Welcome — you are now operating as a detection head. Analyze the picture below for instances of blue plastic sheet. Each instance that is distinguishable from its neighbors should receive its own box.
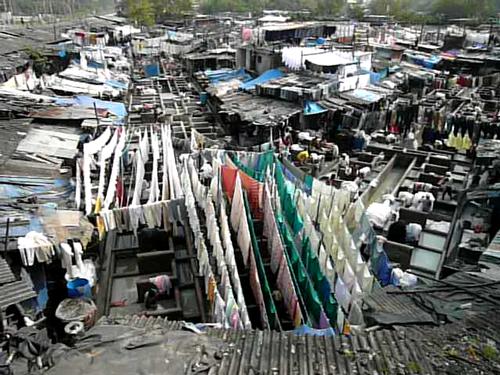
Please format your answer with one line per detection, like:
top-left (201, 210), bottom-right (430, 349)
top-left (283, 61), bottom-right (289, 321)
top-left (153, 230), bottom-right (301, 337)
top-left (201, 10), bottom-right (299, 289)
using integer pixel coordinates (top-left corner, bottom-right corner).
top-left (54, 96), bottom-right (127, 119)
top-left (73, 96), bottom-right (127, 118)
top-left (370, 69), bottom-right (388, 84)
top-left (240, 69), bottom-right (284, 91)
top-left (304, 101), bottom-right (327, 115)
top-left (71, 59), bottom-right (104, 69)
top-left (292, 324), bottom-right (335, 336)
top-left (348, 89), bottom-right (382, 103)
top-left (145, 63), bottom-right (160, 77)
top-left (29, 264), bottom-right (48, 312)
top-left (0, 177), bottom-right (70, 200)
top-left (205, 68), bottom-right (251, 84)
top-left (105, 79), bottom-right (128, 90)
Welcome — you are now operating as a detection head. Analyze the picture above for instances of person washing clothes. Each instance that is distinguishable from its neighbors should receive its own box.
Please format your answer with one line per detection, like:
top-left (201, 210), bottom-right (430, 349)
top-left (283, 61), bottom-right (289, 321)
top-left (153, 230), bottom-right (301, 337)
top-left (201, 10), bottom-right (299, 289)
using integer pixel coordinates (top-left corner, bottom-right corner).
top-left (340, 153), bottom-right (350, 168)
top-left (282, 127), bottom-right (293, 147)
top-left (200, 161), bottom-right (213, 186)
top-left (331, 142), bottom-right (339, 161)
top-left (421, 194), bottom-right (433, 212)
top-left (438, 172), bottom-right (453, 200)
top-left (479, 168), bottom-right (490, 187)
top-left (403, 132), bottom-right (418, 149)
top-left (296, 149), bottom-right (310, 165)
top-left (337, 153), bottom-right (349, 175)
top-left (373, 152), bottom-right (385, 167)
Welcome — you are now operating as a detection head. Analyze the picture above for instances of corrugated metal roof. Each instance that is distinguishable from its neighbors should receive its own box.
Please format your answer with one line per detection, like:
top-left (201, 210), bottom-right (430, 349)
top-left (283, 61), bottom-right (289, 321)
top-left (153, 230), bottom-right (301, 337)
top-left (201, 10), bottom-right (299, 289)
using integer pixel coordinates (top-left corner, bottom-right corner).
top-left (0, 257), bottom-right (15, 285)
top-left (16, 128), bottom-right (81, 159)
top-left (96, 315), bottom-right (437, 375)
top-left (0, 280), bottom-right (36, 310)
top-left (29, 106), bottom-right (110, 121)
top-left (46, 311), bottom-right (500, 375)
top-left (0, 119), bottom-right (31, 168)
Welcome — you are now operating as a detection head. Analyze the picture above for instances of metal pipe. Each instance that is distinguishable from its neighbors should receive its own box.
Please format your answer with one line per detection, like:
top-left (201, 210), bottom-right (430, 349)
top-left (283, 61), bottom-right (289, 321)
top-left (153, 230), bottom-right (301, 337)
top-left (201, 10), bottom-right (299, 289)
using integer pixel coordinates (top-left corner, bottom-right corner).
top-left (4, 217), bottom-right (10, 254)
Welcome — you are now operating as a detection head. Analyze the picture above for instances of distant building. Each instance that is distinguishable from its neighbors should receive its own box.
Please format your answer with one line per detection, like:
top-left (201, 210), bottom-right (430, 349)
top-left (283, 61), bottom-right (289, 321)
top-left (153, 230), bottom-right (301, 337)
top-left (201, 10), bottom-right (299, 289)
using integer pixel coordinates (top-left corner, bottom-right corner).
top-left (236, 45), bottom-right (282, 75)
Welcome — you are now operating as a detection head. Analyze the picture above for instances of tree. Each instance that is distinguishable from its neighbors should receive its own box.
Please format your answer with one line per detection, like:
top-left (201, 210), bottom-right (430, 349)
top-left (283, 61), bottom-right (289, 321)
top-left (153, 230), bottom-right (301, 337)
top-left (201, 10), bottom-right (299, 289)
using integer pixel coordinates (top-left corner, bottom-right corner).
top-left (154, 0), bottom-right (193, 17)
top-left (367, 0), bottom-right (438, 23)
top-left (348, 4), bottom-right (365, 20)
top-left (432, 0), bottom-right (495, 20)
top-left (200, 0), bottom-right (344, 15)
top-left (316, 0), bottom-right (344, 15)
top-left (128, 0), bottom-right (155, 26)
top-left (11, 0), bottom-right (114, 17)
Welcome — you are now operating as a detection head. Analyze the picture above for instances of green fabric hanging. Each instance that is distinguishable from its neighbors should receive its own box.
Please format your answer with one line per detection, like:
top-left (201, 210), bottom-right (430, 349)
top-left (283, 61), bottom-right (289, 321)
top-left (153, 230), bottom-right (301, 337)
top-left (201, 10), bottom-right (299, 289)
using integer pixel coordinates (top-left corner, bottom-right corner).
top-left (256, 151), bottom-right (274, 177)
top-left (299, 233), bottom-right (339, 326)
top-left (276, 164), bottom-right (303, 235)
top-left (229, 150), bottom-right (273, 182)
top-left (277, 215), bottom-right (326, 328)
top-left (304, 175), bottom-right (314, 193)
top-left (243, 192), bottom-right (280, 330)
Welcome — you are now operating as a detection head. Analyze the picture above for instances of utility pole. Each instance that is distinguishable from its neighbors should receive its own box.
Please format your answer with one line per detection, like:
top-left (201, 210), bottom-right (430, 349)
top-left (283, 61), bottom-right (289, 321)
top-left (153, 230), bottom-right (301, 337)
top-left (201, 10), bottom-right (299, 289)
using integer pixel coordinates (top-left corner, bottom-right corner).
top-left (419, 23), bottom-right (424, 47)
top-left (436, 15), bottom-right (441, 45)
top-left (488, 18), bottom-right (493, 47)
top-left (353, 22), bottom-right (356, 59)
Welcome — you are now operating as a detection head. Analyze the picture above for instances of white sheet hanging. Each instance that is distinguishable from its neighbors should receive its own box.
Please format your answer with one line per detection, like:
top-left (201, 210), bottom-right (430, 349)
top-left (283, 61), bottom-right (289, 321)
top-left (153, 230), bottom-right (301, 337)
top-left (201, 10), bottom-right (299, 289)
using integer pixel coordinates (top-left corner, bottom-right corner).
top-left (83, 127), bottom-right (111, 215)
top-left (75, 158), bottom-right (82, 210)
top-left (103, 129), bottom-right (126, 210)
top-left (97, 129), bottom-right (119, 203)
top-left (148, 128), bottom-right (160, 203)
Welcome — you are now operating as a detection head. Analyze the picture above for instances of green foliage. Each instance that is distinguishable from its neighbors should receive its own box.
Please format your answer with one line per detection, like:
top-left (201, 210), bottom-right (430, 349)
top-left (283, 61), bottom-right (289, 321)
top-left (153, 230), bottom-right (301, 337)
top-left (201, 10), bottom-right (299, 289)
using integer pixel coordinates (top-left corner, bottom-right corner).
top-left (369, 0), bottom-right (497, 21)
top-left (315, 0), bottom-right (345, 16)
top-left (369, 0), bottom-right (390, 14)
top-left (126, 0), bottom-right (192, 23)
top-left (128, 0), bottom-right (155, 26)
top-left (369, 0), bottom-right (416, 21)
top-left (154, 0), bottom-right (193, 17)
top-left (11, 0), bottom-right (114, 16)
top-left (348, 4), bottom-right (365, 20)
top-left (199, 0), bottom-right (343, 15)
top-left (432, 0), bottom-right (495, 20)
top-left (406, 361), bottom-right (422, 373)
top-left (483, 344), bottom-right (498, 360)
top-left (25, 45), bottom-right (52, 76)
top-left (25, 46), bottom-right (48, 63)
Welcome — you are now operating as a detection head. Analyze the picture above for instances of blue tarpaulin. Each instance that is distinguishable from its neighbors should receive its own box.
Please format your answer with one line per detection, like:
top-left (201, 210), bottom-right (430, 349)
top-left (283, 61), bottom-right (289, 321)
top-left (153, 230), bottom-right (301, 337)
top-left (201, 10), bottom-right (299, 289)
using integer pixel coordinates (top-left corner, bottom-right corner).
top-left (408, 54), bottom-right (441, 69)
top-left (145, 63), bottom-right (160, 77)
top-left (304, 101), bottom-right (328, 115)
top-left (106, 79), bottom-right (128, 90)
top-left (72, 59), bottom-right (104, 69)
top-left (369, 68), bottom-right (388, 84)
top-left (54, 96), bottom-right (127, 119)
top-left (316, 37), bottom-right (326, 45)
top-left (348, 89), bottom-right (383, 103)
top-left (0, 177), bottom-right (71, 200)
top-left (370, 72), bottom-right (381, 84)
top-left (293, 325), bottom-right (336, 336)
top-left (205, 68), bottom-right (251, 84)
top-left (240, 69), bottom-right (284, 91)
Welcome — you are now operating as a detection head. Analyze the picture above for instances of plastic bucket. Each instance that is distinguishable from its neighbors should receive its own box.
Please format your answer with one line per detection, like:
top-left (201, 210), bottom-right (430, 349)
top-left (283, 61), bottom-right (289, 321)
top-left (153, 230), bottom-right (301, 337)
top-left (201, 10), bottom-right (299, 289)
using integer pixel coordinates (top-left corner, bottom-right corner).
top-left (67, 278), bottom-right (92, 299)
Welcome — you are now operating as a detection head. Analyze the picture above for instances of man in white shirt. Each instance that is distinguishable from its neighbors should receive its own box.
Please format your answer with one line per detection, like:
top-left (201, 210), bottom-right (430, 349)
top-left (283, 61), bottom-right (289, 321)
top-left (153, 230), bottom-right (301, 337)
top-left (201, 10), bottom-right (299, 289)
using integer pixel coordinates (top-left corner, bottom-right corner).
top-left (200, 162), bottom-right (213, 186)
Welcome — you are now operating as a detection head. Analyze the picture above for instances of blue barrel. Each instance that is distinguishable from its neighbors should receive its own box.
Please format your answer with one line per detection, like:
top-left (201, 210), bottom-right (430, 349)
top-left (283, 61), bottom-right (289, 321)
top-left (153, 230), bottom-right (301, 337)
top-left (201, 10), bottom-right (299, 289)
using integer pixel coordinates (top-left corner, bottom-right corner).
top-left (200, 92), bottom-right (208, 105)
top-left (67, 278), bottom-right (92, 299)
